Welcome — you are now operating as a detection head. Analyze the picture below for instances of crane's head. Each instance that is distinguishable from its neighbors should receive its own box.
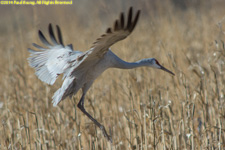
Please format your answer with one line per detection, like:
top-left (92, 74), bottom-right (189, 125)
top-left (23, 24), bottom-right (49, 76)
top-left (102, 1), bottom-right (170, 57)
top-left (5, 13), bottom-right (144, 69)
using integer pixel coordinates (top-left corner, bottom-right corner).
top-left (146, 58), bottom-right (175, 76)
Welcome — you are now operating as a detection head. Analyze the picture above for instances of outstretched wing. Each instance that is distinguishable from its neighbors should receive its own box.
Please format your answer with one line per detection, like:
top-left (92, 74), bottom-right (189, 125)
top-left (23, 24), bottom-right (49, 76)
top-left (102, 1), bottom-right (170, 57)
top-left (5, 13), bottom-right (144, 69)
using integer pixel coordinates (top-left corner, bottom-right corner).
top-left (77, 7), bottom-right (140, 65)
top-left (28, 24), bottom-right (82, 85)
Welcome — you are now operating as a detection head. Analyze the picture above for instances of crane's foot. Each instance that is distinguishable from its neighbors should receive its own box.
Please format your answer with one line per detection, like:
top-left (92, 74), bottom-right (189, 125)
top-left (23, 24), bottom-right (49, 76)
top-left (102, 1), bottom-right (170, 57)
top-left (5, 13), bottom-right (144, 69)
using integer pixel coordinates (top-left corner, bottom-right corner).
top-left (100, 125), bottom-right (112, 143)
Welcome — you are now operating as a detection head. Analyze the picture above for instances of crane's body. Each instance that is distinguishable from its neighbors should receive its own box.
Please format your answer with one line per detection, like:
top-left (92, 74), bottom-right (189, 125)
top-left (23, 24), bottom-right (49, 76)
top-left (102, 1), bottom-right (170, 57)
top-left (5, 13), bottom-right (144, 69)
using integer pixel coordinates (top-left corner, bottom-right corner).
top-left (53, 49), bottom-right (142, 106)
top-left (28, 7), bottom-right (174, 142)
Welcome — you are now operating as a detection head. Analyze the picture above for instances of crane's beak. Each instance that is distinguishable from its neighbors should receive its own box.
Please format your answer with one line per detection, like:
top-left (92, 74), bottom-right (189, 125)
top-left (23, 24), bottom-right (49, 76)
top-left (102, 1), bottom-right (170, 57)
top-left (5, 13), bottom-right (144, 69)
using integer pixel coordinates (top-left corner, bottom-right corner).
top-left (159, 65), bottom-right (175, 76)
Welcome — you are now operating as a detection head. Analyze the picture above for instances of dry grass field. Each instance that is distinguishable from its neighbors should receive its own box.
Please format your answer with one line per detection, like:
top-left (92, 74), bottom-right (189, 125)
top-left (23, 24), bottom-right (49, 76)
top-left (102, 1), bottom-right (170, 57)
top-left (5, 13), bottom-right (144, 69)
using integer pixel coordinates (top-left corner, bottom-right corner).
top-left (1, 0), bottom-right (225, 149)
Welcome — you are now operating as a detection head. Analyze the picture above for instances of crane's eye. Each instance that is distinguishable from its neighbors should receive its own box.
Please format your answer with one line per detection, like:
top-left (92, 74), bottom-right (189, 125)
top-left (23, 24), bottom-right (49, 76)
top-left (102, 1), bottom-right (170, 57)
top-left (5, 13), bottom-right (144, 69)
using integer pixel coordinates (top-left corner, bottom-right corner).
top-left (155, 59), bottom-right (160, 66)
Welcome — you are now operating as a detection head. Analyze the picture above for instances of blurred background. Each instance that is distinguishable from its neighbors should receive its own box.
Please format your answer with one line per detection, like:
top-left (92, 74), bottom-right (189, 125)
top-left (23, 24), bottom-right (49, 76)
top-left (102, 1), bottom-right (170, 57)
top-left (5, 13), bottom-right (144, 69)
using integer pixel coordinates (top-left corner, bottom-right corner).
top-left (1, 0), bottom-right (225, 149)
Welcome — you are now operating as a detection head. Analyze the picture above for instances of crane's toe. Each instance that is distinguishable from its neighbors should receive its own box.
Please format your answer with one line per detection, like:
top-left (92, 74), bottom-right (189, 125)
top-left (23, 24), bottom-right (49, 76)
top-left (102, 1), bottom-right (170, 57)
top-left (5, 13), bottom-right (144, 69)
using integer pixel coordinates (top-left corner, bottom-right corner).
top-left (100, 125), bottom-right (112, 143)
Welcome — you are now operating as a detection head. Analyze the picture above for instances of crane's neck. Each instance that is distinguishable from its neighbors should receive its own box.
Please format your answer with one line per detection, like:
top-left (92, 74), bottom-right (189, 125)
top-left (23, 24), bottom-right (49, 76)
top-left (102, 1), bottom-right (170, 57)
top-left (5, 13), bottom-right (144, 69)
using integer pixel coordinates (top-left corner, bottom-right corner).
top-left (109, 51), bottom-right (151, 69)
top-left (113, 58), bottom-right (150, 69)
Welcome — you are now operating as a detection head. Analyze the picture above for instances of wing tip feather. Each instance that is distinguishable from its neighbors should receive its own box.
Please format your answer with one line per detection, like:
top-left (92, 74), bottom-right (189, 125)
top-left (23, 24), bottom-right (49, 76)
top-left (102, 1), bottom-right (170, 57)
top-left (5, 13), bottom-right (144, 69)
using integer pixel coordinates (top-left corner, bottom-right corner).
top-left (56, 25), bottom-right (64, 46)
top-left (91, 6), bottom-right (141, 51)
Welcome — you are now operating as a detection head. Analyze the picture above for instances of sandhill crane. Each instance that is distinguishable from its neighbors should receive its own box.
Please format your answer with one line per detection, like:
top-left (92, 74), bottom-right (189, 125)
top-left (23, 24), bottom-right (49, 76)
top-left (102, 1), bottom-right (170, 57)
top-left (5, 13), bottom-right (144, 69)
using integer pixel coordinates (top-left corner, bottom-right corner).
top-left (28, 7), bottom-right (174, 142)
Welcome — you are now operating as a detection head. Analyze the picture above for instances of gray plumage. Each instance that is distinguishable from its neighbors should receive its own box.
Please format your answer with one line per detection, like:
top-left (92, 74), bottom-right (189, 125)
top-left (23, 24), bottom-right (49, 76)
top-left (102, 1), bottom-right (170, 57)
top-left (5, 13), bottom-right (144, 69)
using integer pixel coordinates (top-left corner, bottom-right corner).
top-left (28, 7), bottom-right (174, 142)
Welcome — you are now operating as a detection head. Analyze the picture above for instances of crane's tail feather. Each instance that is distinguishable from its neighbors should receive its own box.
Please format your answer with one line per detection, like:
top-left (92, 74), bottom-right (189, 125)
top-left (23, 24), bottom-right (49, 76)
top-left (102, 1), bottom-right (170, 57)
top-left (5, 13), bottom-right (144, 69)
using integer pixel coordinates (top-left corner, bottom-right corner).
top-left (52, 76), bottom-right (77, 106)
top-left (52, 88), bottom-right (63, 106)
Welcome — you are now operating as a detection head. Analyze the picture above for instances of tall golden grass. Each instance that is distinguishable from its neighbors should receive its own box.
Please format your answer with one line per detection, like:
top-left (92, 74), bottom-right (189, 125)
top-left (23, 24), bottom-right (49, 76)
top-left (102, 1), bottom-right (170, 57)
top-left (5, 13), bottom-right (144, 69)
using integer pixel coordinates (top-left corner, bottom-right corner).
top-left (1, 0), bottom-right (225, 149)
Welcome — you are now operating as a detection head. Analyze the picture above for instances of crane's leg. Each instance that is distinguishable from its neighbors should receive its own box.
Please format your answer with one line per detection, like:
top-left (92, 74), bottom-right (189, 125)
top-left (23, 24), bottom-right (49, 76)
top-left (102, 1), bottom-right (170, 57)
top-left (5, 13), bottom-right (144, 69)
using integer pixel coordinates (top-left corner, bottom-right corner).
top-left (77, 93), bottom-right (112, 143)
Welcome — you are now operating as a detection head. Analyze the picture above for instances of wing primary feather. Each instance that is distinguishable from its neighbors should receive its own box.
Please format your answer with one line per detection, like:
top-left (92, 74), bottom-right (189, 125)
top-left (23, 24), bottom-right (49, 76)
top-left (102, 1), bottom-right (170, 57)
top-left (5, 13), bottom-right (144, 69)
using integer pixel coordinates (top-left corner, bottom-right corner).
top-left (120, 13), bottom-right (124, 29)
top-left (38, 30), bottom-right (52, 47)
top-left (114, 20), bottom-right (119, 31)
top-left (106, 28), bottom-right (112, 33)
top-left (90, 7), bottom-right (141, 52)
top-left (67, 44), bottom-right (73, 50)
top-left (48, 24), bottom-right (58, 45)
top-left (126, 7), bottom-right (133, 30)
top-left (130, 10), bottom-right (141, 32)
top-left (32, 43), bottom-right (47, 50)
top-left (56, 25), bottom-right (64, 46)
top-left (27, 48), bottom-right (37, 53)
